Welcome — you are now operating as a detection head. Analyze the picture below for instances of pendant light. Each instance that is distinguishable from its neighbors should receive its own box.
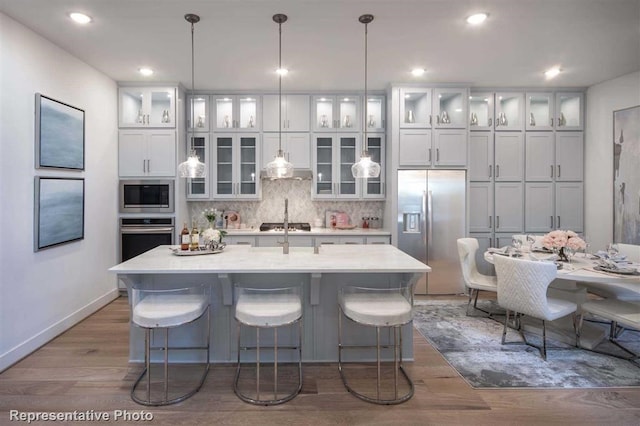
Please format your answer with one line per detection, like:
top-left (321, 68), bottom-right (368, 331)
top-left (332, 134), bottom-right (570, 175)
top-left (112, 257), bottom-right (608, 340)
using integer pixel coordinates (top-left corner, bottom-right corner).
top-left (351, 14), bottom-right (381, 179)
top-left (178, 13), bottom-right (206, 179)
top-left (265, 13), bottom-right (294, 179)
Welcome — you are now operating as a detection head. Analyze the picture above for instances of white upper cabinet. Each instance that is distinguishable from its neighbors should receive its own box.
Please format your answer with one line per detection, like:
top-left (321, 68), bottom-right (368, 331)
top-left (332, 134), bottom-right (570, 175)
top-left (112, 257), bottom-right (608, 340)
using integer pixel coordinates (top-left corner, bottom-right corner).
top-left (362, 134), bottom-right (385, 199)
top-left (494, 92), bottom-right (524, 131)
top-left (263, 94), bottom-right (310, 132)
top-left (312, 134), bottom-right (361, 199)
top-left (555, 92), bottom-right (584, 131)
top-left (212, 95), bottom-right (260, 131)
top-left (118, 130), bottom-right (176, 177)
top-left (525, 92), bottom-right (584, 131)
top-left (469, 93), bottom-right (494, 130)
top-left (211, 133), bottom-right (260, 199)
top-left (433, 88), bottom-right (467, 129)
top-left (525, 132), bottom-right (555, 181)
top-left (399, 88), bottom-right (432, 128)
top-left (312, 95), bottom-right (360, 132)
top-left (399, 129), bottom-right (431, 166)
top-left (433, 130), bottom-right (467, 166)
top-left (186, 95), bottom-right (210, 132)
top-left (262, 133), bottom-right (310, 170)
top-left (365, 95), bottom-right (385, 132)
top-left (555, 132), bottom-right (584, 181)
top-left (119, 87), bottom-right (176, 128)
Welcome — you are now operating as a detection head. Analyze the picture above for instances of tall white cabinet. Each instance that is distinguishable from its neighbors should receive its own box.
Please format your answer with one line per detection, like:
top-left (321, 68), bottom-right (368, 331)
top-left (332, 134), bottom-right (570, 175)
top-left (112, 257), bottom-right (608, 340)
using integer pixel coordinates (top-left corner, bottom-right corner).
top-left (118, 85), bottom-right (177, 178)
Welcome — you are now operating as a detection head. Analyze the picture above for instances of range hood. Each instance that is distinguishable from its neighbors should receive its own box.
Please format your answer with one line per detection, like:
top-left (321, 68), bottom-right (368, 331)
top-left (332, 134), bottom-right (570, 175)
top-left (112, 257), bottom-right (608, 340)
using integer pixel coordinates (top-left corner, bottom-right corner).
top-left (260, 169), bottom-right (313, 181)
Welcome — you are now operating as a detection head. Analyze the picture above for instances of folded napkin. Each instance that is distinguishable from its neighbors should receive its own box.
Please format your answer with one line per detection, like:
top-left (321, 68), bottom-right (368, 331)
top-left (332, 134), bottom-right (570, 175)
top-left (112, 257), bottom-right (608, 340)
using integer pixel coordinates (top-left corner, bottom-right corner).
top-left (487, 246), bottom-right (509, 254)
top-left (595, 250), bottom-right (627, 262)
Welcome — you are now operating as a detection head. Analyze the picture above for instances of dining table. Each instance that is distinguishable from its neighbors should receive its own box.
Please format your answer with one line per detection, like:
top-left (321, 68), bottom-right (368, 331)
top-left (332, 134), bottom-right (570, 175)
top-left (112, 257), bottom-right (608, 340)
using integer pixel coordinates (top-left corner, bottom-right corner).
top-left (484, 249), bottom-right (640, 349)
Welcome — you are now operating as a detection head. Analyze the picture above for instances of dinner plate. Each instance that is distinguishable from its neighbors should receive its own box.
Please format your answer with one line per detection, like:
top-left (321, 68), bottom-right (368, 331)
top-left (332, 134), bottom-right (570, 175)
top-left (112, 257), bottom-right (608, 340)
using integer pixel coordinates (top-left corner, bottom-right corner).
top-left (593, 266), bottom-right (640, 276)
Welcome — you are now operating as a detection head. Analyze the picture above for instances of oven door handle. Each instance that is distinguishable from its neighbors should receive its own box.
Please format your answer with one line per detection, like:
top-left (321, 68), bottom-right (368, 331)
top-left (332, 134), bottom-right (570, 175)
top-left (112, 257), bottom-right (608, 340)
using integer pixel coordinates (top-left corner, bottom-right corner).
top-left (120, 227), bottom-right (175, 234)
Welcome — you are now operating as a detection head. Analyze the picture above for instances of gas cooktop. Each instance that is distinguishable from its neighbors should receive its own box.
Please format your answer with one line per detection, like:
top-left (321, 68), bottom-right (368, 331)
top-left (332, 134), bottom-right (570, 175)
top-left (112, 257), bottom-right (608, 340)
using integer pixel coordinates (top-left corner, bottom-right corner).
top-left (259, 222), bottom-right (311, 232)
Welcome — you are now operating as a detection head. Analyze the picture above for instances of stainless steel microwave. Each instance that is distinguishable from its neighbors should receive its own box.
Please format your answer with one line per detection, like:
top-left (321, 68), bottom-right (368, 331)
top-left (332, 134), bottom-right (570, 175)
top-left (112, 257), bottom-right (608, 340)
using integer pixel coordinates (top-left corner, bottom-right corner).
top-left (119, 180), bottom-right (174, 213)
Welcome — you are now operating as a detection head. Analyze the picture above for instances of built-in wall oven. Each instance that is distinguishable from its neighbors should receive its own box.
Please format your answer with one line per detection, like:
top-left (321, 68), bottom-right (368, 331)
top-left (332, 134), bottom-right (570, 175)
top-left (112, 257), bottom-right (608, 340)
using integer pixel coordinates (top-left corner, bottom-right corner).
top-left (119, 217), bottom-right (175, 263)
top-left (119, 180), bottom-right (174, 214)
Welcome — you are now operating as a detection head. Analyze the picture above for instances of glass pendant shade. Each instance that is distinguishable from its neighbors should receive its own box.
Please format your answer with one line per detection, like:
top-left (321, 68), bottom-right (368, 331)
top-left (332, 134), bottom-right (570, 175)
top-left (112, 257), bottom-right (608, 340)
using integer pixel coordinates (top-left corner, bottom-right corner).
top-left (352, 14), bottom-right (380, 179)
top-left (352, 151), bottom-right (381, 178)
top-left (178, 150), bottom-right (206, 178)
top-left (265, 149), bottom-right (294, 179)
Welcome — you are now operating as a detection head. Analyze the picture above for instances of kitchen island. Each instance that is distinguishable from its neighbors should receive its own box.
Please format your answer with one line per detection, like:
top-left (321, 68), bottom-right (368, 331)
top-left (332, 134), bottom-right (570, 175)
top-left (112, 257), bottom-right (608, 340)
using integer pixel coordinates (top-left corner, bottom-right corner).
top-left (109, 244), bottom-right (430, 363)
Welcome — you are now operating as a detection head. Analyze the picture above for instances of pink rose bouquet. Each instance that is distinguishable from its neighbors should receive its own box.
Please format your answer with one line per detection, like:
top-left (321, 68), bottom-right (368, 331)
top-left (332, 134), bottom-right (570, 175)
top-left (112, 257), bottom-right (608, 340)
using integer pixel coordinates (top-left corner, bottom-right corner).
top-left (542, 230), bottom-right (586, 257)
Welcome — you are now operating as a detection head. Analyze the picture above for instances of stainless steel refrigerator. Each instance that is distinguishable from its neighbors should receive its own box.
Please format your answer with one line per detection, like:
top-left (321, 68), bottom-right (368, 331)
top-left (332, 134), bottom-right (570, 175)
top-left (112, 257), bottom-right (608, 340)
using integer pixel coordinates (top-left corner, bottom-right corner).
top-left (397, 170), bottom-right (466, 294)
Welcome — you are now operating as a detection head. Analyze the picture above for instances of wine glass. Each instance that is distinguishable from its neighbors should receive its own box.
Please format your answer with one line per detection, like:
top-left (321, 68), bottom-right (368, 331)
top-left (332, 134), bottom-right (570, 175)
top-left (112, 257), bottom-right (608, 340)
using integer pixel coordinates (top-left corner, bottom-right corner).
top-left (607, 243), bottom-right (619, 258)
top-left (526, 235), bottom-right (536, 252)
top-left (563, 246), bottom-right (576, 265)
top-left (511, 238), bottom-right (522, 256)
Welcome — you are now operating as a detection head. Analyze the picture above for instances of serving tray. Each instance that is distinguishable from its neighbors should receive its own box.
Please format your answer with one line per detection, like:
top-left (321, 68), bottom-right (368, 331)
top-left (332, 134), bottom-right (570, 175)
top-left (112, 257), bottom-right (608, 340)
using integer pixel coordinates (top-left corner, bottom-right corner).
top-left (171, 247), bottom-right (224, 256)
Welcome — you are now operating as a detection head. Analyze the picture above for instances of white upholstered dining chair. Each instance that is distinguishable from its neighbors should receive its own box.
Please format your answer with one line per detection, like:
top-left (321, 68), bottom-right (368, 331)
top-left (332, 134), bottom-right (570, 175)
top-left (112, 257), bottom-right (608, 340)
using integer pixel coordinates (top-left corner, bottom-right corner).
top-left (494, 255), bottom-right (578, 360)
top-left (617, 243), bottom-right (640, 263)
top-left (579, 299), bottom-right (640, 362)
top-left (457, 238), bottom-right (498, 316)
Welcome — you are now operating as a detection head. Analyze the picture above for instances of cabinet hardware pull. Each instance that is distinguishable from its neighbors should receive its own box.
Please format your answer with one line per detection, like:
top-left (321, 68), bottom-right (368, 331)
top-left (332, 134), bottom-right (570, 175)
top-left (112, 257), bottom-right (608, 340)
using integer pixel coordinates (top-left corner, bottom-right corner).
top-left (147, 159), bottom-right (150, 172)
top-left (146, 114), bottom-right (150, 125)
top-left (496, 216), bottom-right (500, 229)
top-left (489, 165), bottom-right (492, 178)
top-left (557, 165), bottom-right (561, 178)
top-left (429, 115), bottom-right (432, 125)
top-left (436, 148), bottom-right (440, 162)
top-left (436, 115), bottom-right (440, 125)
top-left (489, 216), bottom-right (492, 228)
top-left (237, 242), bottom-right (251, 245)
top-left (557, 216), bottom-right (561, 228)
top-left (428, 148), bottom-right (432, 162)
top-left (287, 119), bottom-right (290, 128)
top-left (382, 119), bottom-right (385, 128)
top-left (551, 118), bottom-right (554, 127)
top-left (551, 216), bottom-right (554, 228)
top-left (551, 165), bottom-right (554, 178)
top-left (496, 165), bottom-right (500, 178)
top-left (488, 118), bottom-right (492, 127)
top-left (143, 160), bottom-right (146, 173)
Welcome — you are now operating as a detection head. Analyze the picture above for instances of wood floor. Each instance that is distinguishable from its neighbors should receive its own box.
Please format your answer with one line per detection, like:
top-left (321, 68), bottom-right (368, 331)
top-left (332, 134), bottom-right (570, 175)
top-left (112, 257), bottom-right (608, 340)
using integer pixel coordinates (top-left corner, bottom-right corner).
top-left (1, 296), bottom-right (639, 425)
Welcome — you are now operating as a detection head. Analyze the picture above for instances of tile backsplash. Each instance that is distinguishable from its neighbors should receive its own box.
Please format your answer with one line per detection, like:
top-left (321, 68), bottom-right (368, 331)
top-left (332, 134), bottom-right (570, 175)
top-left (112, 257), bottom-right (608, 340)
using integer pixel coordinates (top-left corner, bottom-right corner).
top-left (188, 180), bottom-right (384, 229)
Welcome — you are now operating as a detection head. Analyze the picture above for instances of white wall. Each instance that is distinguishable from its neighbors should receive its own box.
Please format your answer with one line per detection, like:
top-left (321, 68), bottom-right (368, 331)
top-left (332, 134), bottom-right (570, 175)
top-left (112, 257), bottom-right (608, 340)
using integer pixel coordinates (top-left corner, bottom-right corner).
top-left (0, 13), bottom-right (119, 371)
top-left (585, 71), bottom-right (640, 251)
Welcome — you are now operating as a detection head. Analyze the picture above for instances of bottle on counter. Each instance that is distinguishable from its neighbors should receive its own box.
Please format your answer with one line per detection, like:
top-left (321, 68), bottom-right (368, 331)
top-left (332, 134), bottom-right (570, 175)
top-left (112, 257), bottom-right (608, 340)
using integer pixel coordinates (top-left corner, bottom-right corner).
top-left (180, 222), bottom-right (190, 251)
top-left (190, 221), bottom-right (199, 251)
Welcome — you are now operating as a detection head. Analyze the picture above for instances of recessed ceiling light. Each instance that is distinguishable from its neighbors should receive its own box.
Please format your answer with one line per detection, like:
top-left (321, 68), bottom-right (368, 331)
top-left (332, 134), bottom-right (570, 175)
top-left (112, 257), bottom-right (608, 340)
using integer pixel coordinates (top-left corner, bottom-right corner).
top-left (404, 94), bottom-right (411, 99)
top-left (411, 68), bottom-right (426, 77)
top-left (545, 67), bottom-right (562, 79)
top-left (138, 67), bottom-right (154, 76)
top-left (69, 12), bottom-right (92, 24)
top-left (466, 13), bottom-right (488, 25)
top-left (276, 68), bottom-right (288, 76)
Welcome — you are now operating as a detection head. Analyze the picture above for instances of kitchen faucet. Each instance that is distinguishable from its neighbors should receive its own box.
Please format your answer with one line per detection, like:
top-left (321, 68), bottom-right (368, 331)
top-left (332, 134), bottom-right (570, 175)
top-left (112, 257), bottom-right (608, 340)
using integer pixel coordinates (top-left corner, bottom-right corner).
top-left (282, 198), bottom-right (289, 254)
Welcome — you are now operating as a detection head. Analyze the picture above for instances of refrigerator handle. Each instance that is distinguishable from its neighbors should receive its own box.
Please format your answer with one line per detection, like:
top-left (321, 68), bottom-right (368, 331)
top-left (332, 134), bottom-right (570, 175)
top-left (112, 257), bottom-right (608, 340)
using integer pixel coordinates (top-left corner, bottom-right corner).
top-left (427, 189), bottom-right (433, 254)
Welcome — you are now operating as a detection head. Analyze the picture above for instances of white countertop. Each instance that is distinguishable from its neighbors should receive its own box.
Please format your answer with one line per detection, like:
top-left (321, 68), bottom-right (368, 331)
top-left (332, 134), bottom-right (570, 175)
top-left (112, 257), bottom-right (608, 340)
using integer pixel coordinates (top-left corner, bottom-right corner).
top-left (109, 244), bottom-right (429, 275)
top-left (223, 227), bottom-right (391, 237)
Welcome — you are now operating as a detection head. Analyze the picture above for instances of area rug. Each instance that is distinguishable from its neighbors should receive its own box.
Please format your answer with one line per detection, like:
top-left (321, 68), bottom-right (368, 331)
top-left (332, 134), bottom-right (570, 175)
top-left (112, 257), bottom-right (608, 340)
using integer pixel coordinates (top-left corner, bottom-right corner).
top-left (413, 300), bottom-right (640, 388)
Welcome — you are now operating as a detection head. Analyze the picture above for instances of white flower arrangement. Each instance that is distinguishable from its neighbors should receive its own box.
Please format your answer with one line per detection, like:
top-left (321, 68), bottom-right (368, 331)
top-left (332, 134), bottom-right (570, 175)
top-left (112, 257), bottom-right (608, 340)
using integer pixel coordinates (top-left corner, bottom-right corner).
top-left (201, 228), bottom-right (222, 244)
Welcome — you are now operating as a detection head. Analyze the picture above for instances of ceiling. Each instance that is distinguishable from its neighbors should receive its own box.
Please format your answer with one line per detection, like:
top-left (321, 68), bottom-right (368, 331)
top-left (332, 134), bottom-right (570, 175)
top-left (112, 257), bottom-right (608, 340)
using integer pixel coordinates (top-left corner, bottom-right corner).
top-left (1, 0), bottom-right (639, 91)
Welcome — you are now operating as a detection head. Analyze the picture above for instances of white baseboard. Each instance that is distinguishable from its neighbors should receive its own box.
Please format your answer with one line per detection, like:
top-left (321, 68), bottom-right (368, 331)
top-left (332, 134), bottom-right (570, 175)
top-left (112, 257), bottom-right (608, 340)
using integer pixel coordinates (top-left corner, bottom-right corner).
top-left (0, 289), bottom-right (119, 372)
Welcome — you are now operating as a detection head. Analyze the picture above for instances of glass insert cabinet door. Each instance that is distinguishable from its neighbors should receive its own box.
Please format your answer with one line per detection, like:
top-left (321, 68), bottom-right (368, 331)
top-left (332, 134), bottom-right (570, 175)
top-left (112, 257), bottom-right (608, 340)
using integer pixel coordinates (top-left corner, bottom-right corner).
top-left (338, 135), bottom-right (358, 197)
top-left (313, 96), bottom-right (360, 132)
top-left (365, 96), bottom-right (385, 132)
top-left (187, 95), bottom-right (210, 131)
top-left (469, 93), bottom-right (494, 129)
top-left (363, 135), bottom-right (384, 198)
top-left (525, 92), bottom-right (553, 131)
top-left (186, 134), bottom-right (209, 199)
top-left (495, 92), bottom-right (524, 131)
top-left (215, 136), bottom-right (234, 196)
top-left (314, 136), bottom-right (334, 197)
top-left (555, 93), bottom-right (583, 130)
top-left (399, 88), bottom-right (432, 128)
top-left (433, 89), bottom-right (467, 128)
top-left (238, 136), bottom-right (257, 195)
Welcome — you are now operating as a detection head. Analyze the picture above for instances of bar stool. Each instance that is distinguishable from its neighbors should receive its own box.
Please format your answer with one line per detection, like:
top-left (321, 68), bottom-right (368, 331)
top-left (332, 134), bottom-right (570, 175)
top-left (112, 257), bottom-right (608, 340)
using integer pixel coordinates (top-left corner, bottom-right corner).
top-left (338, 284), bottom-right (415, 405)
top-left (130, 285), bottom-right (210, 406)
top-left (233, 286), bottom-right (303, 405)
